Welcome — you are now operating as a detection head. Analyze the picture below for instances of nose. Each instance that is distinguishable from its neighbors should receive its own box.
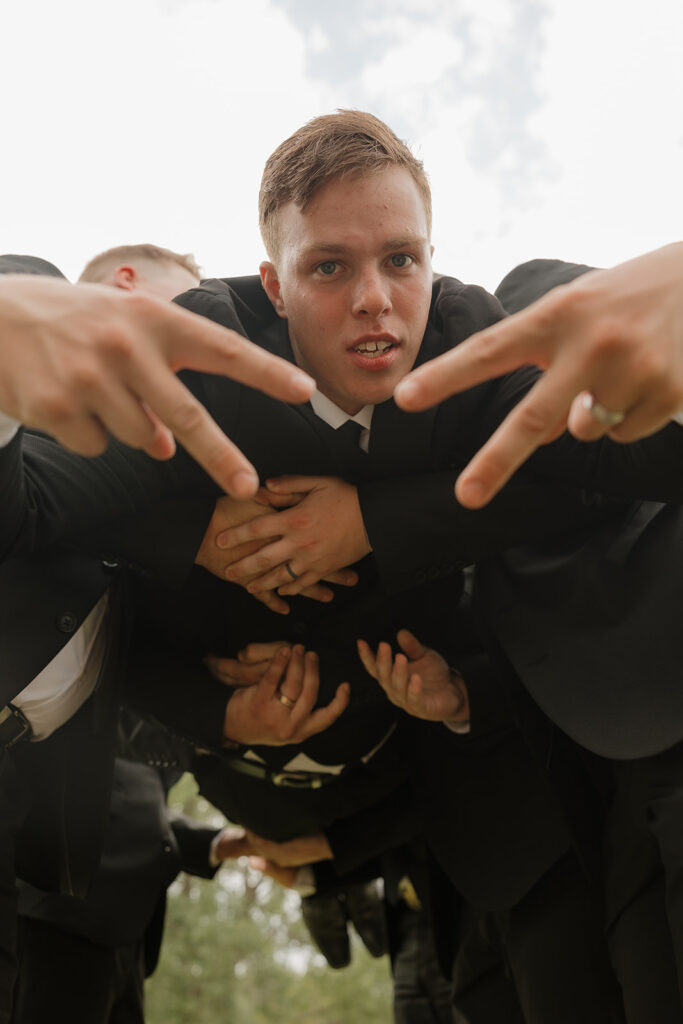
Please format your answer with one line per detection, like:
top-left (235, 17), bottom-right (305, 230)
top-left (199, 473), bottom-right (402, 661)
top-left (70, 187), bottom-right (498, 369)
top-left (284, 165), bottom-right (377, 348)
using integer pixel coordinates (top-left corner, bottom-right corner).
top-left (352, 268), bottom-right (392, 319)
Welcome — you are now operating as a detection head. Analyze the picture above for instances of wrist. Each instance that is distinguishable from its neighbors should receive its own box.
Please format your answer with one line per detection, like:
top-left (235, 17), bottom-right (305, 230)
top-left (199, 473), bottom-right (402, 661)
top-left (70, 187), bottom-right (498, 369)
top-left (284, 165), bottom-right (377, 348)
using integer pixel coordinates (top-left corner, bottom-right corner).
top-left (445, 669), bottom-right (470, 725)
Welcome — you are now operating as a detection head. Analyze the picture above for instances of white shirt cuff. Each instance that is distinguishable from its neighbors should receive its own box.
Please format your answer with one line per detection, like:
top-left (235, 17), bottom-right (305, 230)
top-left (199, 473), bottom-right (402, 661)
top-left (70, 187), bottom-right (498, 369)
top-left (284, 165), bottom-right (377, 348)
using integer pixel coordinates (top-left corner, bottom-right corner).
top-left (0, 412), bottom-right (20, 446)
top-left (292, 866), bottom-right (317, 897)
top-left (209, 829), bottom-right (227, 869)
top-left (673, 410), bottom-right (683, 427)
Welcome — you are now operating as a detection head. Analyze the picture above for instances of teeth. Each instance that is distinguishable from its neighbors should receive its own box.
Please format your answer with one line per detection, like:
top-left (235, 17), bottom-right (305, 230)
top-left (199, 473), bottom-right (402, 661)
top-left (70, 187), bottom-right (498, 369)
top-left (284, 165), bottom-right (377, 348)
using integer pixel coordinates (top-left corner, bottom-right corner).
top-left (354, 340), bottom-right (393, 356)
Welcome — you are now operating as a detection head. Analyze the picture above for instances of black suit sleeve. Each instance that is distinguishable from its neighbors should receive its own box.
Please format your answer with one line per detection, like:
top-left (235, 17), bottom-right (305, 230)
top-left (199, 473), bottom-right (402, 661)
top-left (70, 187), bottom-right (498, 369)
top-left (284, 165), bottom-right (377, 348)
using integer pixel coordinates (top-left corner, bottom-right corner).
top-left (124, 639), bottom-right (231, 752)
top-left (168, 814), bottom-right (221, 880)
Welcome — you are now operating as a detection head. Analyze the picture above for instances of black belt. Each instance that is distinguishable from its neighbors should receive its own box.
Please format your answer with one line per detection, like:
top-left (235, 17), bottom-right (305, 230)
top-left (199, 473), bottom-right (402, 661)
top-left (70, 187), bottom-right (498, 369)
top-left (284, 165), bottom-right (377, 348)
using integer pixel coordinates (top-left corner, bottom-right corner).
top-left (225, 757), bottom-right (337, 790)
top-left (224, 724), bottom-right (398, 791)
top-left (0, 704), bottom-right (33, 749)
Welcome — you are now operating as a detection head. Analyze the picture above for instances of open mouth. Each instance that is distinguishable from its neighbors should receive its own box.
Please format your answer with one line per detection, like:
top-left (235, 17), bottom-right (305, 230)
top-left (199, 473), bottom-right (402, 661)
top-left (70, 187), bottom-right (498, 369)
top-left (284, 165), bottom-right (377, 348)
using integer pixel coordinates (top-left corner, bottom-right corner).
top-left (352, 339), bottom-right (395, 358)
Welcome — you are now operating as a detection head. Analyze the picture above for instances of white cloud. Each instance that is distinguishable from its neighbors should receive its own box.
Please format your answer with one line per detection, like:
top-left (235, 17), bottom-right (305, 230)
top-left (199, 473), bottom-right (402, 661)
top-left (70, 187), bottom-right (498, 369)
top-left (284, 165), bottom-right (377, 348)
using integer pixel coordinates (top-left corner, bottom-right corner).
top-left (3, 0), bottom-right (682, 291)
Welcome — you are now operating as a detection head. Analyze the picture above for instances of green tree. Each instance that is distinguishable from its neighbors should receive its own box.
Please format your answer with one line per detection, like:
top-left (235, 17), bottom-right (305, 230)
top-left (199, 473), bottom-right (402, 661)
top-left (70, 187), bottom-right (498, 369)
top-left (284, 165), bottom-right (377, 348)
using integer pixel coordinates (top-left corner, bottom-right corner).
top-left (146, 775), bottom-right (393, 1023)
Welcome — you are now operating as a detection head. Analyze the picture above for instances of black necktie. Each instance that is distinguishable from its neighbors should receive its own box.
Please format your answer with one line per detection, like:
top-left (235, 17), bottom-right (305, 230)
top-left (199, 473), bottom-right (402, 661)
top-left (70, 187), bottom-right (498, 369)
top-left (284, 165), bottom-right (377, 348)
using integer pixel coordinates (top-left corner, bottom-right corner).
top-left (336, 419), bottom-right (365, 450)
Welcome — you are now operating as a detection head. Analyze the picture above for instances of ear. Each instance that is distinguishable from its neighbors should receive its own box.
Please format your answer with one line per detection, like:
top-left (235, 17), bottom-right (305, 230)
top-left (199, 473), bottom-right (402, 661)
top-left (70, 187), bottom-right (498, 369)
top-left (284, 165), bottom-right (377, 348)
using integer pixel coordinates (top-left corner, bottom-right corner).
top-left (259, 261), bottom-right (287, 318)
top-left (113, 265), bottom-right (139, 292)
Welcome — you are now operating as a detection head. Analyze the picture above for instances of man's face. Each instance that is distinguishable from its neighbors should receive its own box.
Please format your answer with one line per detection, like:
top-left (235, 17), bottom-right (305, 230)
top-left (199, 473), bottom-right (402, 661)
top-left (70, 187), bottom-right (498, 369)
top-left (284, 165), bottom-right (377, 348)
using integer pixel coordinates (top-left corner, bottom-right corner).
top-left (261, 166), bottom-right (433, 415)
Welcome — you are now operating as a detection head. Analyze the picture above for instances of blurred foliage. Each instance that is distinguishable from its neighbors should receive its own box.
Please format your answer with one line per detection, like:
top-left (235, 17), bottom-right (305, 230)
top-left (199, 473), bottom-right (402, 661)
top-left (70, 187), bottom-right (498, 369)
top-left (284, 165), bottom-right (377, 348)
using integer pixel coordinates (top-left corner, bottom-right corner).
top-left (145, 774), bottom-right (393, 1023)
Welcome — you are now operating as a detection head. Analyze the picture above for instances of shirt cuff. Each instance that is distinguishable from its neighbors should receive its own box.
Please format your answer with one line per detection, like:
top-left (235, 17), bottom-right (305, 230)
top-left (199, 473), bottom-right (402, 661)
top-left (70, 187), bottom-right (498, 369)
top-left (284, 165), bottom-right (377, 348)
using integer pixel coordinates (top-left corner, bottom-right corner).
top-left (673, 410), bottom-right (683, 428)
top-left (292, 866), bottom-right (317, 897)
top-left (209, 829), bottom-right (229, 869)
top-left (0, 412), bottom-right (20, 446)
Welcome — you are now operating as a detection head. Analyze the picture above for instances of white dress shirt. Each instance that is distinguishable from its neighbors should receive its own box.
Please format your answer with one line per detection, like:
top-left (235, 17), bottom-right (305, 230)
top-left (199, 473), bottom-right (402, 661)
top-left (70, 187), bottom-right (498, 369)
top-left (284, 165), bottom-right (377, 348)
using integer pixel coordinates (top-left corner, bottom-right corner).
top-left (1, 410), bottom-right (109, 740)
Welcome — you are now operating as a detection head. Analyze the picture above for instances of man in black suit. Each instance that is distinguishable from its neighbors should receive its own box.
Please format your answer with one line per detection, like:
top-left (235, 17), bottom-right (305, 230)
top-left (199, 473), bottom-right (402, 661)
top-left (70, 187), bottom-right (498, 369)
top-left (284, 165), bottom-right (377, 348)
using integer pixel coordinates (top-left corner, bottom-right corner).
top-left (11, 714), bottom-right (222, 1024)
top-left (0, 248), bottom-right (240, 1022)
top-left (3, 113), bottom-right (683, 1021)
top-left (483, 257), bottom-right (683, 1019)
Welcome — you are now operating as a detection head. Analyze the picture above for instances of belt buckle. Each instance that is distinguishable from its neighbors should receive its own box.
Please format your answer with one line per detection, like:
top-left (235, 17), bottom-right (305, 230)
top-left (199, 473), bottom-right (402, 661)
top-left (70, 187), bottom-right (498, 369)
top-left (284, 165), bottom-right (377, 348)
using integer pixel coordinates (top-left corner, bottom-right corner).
top-left (271, 770), bottom-right (324, 790)
top-left (0, 704), bottom-right (33, 748)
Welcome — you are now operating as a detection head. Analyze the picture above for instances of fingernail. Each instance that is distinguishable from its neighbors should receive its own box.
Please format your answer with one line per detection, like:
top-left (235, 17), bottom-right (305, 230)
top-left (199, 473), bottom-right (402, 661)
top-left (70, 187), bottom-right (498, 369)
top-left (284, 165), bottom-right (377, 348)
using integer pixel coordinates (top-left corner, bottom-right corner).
top-left (230, 470), bottom-right (259, 498)
top-left (217, 533), bottom-right (228, 549)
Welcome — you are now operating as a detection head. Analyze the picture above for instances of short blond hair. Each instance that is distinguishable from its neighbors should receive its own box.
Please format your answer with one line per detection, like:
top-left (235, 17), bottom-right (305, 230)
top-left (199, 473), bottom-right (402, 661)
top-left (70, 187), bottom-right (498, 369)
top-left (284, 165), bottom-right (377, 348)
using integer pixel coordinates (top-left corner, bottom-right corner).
top-left (259, 110), bottom-right (432, 263)
top-left (79, 243), bottom-right (200, 283)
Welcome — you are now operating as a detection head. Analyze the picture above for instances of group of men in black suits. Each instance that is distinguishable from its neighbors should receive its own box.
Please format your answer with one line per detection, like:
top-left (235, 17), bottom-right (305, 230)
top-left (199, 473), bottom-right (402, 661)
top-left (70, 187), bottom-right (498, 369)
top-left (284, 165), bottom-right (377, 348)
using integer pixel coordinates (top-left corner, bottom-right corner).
top-left (3, 108), bottom-right (683, 1024)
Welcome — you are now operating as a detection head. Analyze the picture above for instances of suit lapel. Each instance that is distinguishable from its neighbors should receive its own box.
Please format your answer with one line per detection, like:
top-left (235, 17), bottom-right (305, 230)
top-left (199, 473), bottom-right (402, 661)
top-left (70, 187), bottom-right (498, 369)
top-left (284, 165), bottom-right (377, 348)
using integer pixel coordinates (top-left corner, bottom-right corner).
top-left (366, 398), bottom-right (437, 479)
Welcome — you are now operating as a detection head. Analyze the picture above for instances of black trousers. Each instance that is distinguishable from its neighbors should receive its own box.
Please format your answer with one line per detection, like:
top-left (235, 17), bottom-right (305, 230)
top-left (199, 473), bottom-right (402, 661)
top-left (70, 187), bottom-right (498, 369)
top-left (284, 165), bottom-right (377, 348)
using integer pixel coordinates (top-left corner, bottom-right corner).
top-left (389, 901), bottom-right (454, 1024)
top-left (0, 752), bottom-right (29, 1024)
top-left (604, 746), bottom-right (683, 1024)
top-left (11, 918), bottom-right (145, 1024)
top-left (452, 852), bottom-right (626, 1024)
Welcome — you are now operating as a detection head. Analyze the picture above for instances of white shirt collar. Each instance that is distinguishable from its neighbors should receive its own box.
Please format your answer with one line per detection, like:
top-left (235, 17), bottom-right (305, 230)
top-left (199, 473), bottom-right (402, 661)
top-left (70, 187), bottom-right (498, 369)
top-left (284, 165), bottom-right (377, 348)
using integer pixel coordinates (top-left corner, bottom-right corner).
top-left (309, 388), bottom-right (374, 432)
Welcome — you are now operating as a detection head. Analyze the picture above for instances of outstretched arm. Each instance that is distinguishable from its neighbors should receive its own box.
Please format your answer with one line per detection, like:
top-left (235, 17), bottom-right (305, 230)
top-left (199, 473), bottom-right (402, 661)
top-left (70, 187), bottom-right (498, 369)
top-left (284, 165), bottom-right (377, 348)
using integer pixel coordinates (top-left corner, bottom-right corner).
top-left (395, 243), bottom-right (683, 507)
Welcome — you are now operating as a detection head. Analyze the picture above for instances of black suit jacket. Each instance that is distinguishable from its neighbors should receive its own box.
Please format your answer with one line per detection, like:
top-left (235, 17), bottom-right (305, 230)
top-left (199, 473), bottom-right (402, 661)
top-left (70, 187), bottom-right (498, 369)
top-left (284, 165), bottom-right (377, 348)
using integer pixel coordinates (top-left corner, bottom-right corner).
top-left (482, 258), bottom-right (683, 759)
top-left (0, 256), bottom-right (214, 900)
top-left (17, 751), bottom-right (219, 974)
top-left (4, 271), bottom-right (683, 910)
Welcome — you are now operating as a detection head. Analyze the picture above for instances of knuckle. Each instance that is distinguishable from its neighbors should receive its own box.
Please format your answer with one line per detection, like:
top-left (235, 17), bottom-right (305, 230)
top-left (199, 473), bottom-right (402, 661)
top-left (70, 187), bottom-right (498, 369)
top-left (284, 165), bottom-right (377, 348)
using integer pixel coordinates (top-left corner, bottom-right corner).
top-left (514, 398), bottom-right (557, 439)
top-left (36, 389), bottom-right (74, 423)
top-left (628, 347), bottom-right (669, 388)
top-left (168, 397), bottom-right (206, 434)
top-left (96, 325), bottom-right (135, 362)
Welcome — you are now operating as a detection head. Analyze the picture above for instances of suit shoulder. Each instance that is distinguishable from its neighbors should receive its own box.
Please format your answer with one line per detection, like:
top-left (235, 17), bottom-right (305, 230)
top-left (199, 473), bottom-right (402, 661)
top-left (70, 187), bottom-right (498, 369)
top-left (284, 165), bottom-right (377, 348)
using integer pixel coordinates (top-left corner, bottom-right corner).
top-left (495, 259), bottom-right (595, 313)
top-left (430, 275), bottom-right (506, 349)
top-left (173, 280), bottom-right (247, 334)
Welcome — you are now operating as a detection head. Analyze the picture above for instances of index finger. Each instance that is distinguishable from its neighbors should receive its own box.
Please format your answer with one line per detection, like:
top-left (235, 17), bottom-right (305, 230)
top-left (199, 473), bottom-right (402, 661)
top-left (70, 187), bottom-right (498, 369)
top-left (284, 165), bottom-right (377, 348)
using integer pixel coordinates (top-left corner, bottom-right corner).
top-left (394, 309), bottom-right (547, 412)
top-left (453, 362), bottom-right (586, 507)
top-left (133, 302), bottom-right (314, 497)
top-left (162, 301), bottom-right (314, 404)
top-left (139, 371), bottom-right (262, 498)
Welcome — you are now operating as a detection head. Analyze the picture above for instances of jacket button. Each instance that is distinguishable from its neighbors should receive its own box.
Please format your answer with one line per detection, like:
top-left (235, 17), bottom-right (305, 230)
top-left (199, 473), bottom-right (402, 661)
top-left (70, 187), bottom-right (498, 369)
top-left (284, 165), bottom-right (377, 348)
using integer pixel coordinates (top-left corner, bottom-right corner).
top-left (101, 558), bottom-right (119, 572)
top-left (162, 840), bottom-right (173, 855)
top-left (57, 612), bottom-right (78, 633)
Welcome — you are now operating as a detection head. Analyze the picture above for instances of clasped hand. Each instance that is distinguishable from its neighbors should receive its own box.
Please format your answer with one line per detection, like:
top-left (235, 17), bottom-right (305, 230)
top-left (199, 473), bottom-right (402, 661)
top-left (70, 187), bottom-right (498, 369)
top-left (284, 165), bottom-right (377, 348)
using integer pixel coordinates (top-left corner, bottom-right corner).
top-left (195, 476), bottom-right (370, 613)
top-left (207, 641), bottom-right (349, 747)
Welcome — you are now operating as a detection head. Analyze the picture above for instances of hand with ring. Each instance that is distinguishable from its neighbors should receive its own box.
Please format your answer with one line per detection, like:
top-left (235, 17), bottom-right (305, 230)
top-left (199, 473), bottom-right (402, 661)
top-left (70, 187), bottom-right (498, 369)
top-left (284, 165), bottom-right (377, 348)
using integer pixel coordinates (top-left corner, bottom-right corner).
top-left (215, 476), bottom-right (369, 598)
top-left (195, 491), bottom-right (358, 615)
top-left (394, 242), bottom-right (683, 507)
top-left (222, 644), bottom-right (350, 747)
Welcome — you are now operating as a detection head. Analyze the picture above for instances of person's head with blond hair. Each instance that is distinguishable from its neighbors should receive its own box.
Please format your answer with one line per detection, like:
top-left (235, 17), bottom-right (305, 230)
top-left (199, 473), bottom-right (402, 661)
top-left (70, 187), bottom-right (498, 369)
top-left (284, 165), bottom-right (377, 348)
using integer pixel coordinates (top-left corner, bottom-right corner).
top-left (79, 243), bottom-right (200, 301)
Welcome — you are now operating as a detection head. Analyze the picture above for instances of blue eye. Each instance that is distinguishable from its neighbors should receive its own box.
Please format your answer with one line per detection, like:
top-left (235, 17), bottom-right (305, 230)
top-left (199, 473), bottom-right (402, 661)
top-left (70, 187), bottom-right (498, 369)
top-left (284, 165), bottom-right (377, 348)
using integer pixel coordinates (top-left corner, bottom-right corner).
top-left (390, 254), bottom-right (413, 268)
top-left (317, 261), bottom-right (338, 275)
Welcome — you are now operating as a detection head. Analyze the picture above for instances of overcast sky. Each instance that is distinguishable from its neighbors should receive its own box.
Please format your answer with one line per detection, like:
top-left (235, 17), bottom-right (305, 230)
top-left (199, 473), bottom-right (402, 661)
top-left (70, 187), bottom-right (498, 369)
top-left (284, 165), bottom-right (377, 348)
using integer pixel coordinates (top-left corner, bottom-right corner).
top-left (3, 0), bottom-right (681, 291)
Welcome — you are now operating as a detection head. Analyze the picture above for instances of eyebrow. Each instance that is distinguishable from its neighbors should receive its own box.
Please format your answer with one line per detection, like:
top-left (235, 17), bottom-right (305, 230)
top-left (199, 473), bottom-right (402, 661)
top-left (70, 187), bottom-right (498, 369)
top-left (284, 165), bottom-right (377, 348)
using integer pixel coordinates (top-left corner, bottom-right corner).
top-left (299, 236), bottom-right (429, 259)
